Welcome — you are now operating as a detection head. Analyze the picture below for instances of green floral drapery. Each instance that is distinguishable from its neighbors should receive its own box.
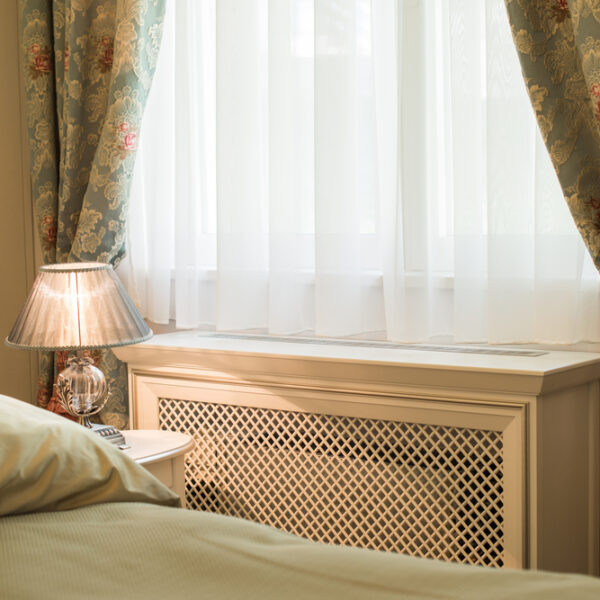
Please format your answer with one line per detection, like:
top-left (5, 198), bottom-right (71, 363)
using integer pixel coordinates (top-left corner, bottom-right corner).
top-left (506, 0), bottom-right (600, 270)
top-left (20, 0), bottom-right (165, 428)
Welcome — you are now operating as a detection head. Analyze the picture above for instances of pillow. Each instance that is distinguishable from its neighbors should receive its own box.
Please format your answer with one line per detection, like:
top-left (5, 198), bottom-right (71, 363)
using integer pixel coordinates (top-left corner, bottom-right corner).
top-left (0, 394), bottom-right (180, 516)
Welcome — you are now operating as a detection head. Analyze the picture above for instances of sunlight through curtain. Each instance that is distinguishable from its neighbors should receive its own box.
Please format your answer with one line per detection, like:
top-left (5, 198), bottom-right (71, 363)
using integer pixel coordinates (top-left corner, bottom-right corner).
top-left (121, 0), bottom-right (600, 344)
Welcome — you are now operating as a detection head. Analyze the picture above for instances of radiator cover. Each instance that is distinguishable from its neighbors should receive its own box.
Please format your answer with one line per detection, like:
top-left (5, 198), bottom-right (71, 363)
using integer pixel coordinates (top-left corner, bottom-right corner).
top-left (159, 397), bottom-right (505, 567)
top-left (117, 334), bottom-right (600, 574)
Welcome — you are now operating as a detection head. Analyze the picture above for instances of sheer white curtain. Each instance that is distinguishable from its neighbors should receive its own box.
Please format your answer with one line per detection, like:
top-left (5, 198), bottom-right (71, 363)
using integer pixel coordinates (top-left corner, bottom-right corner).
top-left (120, 0), bottom-right (600, 344)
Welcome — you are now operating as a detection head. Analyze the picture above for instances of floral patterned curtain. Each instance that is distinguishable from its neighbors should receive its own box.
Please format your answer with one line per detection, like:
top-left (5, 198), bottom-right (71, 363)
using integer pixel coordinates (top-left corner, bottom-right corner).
top-left (20, 0), bottom-right (165, 428)
top-left (505, 0), bottom-right (600, 270)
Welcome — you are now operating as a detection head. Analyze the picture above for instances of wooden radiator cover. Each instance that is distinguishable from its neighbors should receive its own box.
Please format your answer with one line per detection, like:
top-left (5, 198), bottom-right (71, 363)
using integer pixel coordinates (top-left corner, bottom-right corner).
top-left (115, 332), bottom-right (600, 575)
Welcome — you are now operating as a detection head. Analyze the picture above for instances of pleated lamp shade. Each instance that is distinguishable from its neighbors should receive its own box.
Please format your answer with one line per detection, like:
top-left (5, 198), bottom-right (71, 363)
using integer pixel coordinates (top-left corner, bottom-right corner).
top-left (6, 262), bottom-right (152, 350)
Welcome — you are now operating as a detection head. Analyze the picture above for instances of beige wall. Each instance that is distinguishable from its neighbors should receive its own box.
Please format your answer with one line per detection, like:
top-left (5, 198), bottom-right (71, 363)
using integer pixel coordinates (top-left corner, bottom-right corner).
top-left (0, 1), bottom-right (36, 403)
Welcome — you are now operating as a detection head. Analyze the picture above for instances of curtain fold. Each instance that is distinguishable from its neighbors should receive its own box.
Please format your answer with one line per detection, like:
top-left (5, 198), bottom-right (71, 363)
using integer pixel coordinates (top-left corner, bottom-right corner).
top-left (20, 0), bottom-right (165, 427)
top-left (505, 0), bottom-right (600, 270)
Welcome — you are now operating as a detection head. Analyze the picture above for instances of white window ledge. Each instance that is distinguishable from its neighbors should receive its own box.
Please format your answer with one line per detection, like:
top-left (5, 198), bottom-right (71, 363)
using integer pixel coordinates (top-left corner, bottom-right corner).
top-left (113, 330), bottom-right (600, 398)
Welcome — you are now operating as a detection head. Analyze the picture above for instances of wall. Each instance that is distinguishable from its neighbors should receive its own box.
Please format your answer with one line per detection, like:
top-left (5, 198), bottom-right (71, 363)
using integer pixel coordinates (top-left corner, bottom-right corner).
top-left (0, 0), bottom-right (36, 403)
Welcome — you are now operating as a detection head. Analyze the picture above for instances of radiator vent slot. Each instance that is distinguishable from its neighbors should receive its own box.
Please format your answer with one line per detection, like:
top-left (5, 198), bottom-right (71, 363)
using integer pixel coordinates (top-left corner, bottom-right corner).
top-left (159, 398), bottom-right (505, 567)
top-left (205, 332), bottom-right (546, 356)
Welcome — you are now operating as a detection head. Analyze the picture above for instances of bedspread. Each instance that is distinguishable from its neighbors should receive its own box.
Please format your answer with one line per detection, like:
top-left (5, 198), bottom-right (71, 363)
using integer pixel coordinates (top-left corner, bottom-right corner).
top-left (1, 502), bottom-right (599, 599)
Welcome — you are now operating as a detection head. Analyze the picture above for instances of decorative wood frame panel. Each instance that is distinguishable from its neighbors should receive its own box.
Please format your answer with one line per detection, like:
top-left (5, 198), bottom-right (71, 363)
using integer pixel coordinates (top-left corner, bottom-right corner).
top-left (130, 371), bottom-right (526, 569)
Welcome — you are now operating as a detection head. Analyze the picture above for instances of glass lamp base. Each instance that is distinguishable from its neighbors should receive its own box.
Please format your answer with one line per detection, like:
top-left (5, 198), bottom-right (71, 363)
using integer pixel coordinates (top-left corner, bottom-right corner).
top-left (56, 355), bottom-right (110, 427)
top-left (56, 356), bottom-right (127, 446)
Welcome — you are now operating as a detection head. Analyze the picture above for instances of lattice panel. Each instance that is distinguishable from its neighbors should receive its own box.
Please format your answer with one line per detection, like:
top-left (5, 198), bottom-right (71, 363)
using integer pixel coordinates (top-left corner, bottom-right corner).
top-left (159, 398), bottom-right (505, 567)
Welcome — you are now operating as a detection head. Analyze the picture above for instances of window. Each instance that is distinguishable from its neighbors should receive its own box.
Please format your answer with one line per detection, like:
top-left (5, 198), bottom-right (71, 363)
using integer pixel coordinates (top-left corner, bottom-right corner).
top-left (121, 0), bottom-right (600, 344)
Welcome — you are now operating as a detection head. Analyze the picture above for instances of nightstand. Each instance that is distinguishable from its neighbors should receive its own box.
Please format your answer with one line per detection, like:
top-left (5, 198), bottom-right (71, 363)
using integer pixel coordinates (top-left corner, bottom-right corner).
top-left (122, 429), bottom-right (194, 506)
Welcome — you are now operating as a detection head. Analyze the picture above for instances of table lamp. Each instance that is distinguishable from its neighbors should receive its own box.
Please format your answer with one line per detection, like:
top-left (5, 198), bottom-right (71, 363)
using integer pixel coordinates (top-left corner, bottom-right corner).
top-left (5, 262), bottom-right (152, 442)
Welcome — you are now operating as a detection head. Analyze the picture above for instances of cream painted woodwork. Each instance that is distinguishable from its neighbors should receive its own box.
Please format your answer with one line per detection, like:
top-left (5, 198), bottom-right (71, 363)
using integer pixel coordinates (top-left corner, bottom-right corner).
top-left (123, 429), bottom-right (194, 506)
top-left (0, 0), bottom-right (36, 403)
top-left (115, 332), bottom-right (600, 575)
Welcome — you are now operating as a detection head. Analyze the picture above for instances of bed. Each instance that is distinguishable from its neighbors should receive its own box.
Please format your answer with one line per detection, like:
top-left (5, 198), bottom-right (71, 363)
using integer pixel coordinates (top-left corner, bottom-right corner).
top-left (1, 393), bottom-right (599, 599)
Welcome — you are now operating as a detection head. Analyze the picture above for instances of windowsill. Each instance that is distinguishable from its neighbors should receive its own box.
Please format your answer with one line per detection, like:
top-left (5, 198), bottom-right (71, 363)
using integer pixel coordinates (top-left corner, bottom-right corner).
top-left (144, 320), bottom-right (600, 355)
top-left (114, 329), bottom-right (600, 393)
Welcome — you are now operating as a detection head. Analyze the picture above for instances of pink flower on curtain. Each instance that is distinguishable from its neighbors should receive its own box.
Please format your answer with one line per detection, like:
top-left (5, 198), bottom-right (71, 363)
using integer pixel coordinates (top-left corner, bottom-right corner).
top-left (41, 215), bottom-right (57, 248)
top-left (116, 121), bottom-right (137, 156)
top-left (98, 36), bottom-right (114, 73)
top-left (30, 43), bottom-right (51, 78)
top-left (123, 132), bottom-right (137, 150)
top-left (34, 55), bottom-right (50, 72)
top-left (552, 0), bottom-right (570, 22)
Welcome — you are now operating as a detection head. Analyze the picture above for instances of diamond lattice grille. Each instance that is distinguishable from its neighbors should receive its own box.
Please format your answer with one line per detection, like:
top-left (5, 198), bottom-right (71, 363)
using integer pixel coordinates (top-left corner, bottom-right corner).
top-left (159, 398), bottom-right (505, 567)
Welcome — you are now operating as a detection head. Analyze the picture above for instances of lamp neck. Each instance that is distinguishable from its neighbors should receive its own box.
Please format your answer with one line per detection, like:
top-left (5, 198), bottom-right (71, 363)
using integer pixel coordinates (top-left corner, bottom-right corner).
top-left (66, 353), bottom-right (93, 367)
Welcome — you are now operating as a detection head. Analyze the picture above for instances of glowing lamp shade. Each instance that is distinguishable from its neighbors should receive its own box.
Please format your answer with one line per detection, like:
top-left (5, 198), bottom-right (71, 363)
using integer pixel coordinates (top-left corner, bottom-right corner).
top-left (6, 262), bottom-right (151, 350)
top-left (6, 262), bottom-right (152, 435)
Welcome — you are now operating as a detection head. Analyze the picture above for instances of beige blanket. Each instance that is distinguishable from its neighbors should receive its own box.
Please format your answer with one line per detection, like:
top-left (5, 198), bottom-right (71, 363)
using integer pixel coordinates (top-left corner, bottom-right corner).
top-left (1, 502), bottom-right (599, 599)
